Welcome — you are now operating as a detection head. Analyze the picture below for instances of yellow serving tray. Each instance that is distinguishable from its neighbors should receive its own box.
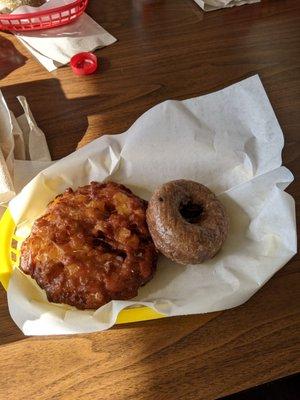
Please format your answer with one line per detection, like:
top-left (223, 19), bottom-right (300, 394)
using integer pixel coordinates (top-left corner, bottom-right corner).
top-left (0, 208), bottom-right (164, 325)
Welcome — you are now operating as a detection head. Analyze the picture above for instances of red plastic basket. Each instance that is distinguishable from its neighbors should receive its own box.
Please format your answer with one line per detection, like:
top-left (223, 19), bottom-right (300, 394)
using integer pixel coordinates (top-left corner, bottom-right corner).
top-left (0, 0), bottom-right (88, 31)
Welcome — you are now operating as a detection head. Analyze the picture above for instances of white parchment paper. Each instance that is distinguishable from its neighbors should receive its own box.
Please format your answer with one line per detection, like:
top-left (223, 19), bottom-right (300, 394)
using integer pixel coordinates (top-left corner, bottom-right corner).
top-left (7, 75), bottom-right (297, 335)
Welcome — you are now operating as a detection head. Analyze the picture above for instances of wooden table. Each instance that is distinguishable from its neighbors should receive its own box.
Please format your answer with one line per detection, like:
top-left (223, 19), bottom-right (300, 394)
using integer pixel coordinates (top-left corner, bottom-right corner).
top-left (0, 1), bottom-right (299, 399)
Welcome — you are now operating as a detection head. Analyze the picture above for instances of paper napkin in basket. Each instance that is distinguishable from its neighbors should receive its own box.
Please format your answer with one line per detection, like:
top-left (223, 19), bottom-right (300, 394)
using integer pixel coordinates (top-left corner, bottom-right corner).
top-left (194, 0), bottom-right (260, 12)
top-left (0, 91), bottom-right (52, 213)
top-left (11, 0), bottom-right (117, 72)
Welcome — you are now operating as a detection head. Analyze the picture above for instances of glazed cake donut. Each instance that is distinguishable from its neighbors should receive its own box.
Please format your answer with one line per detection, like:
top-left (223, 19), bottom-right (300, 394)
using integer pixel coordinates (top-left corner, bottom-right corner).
top-left (146, 180), bottom-right (229, 265)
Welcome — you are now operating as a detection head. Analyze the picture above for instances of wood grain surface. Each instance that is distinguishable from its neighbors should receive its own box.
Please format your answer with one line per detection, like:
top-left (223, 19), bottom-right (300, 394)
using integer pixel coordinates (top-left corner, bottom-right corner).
top-left (0, 1), bottom-right (299, 399)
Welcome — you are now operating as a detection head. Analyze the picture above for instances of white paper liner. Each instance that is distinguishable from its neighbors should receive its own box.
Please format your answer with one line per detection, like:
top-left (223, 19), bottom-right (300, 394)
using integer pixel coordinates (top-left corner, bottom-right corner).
top-left (7, 75), bottom-right (297, 335)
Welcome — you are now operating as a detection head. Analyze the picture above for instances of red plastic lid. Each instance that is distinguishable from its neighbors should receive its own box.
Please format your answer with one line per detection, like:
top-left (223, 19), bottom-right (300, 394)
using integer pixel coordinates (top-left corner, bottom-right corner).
top-left (70, 52), bottom-right (98, 76)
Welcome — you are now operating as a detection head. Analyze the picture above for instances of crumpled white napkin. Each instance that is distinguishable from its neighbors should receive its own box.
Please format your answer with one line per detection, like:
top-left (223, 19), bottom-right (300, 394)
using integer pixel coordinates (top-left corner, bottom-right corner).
top-left (0, 91), bottom-right (52, 212)
top-left (9, 0), bottom-right (117, 72)
top-left (194, 0), bottom-right (260, 11)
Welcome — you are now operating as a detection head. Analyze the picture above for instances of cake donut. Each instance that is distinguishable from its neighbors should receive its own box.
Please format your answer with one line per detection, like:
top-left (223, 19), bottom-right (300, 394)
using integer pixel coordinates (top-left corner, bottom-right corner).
top-left (146, 180), bottom-right (229, 265)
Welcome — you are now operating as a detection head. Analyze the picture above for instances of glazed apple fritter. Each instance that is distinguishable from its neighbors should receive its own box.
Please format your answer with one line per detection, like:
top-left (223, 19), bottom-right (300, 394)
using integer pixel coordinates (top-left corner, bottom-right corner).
top-left (20, 182), bottom-right (157, 310)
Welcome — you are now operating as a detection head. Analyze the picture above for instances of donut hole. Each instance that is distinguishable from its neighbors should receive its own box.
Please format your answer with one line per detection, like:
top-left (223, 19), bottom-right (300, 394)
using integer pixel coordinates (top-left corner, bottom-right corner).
top-left (180, 201), bottom-right (203, 224)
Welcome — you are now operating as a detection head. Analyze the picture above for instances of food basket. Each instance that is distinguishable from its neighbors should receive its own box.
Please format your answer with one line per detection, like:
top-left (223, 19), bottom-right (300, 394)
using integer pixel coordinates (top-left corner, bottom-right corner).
top-left (0, 0), bottom-right (88, 31)
top-left (0, 207), bottom-right (165, 324)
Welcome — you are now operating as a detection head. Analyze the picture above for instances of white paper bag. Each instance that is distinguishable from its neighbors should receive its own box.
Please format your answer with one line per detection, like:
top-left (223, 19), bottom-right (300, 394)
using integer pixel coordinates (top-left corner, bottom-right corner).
top-left (0, 91), bottom-right (52, 207)
top-left (194, 0), bottom-right (260, 12)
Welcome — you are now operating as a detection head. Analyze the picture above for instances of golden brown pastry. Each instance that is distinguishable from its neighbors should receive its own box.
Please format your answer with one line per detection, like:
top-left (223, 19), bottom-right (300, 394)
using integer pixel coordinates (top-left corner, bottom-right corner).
top-left (20, 182), bottom-right (157, 310)
top-left (146, 180), bottom-right (229, 265)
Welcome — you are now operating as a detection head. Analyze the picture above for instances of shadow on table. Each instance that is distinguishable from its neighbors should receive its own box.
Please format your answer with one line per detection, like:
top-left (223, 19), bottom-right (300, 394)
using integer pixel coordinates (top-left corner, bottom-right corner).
top-left (0, 36), bottom-right (27, 80)
top-left (220, 373), bottom-right (300, 400)
top-left (1, 76), bottom-right (109, 160)
top-left (0, 286), bottom-right (25, 345)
